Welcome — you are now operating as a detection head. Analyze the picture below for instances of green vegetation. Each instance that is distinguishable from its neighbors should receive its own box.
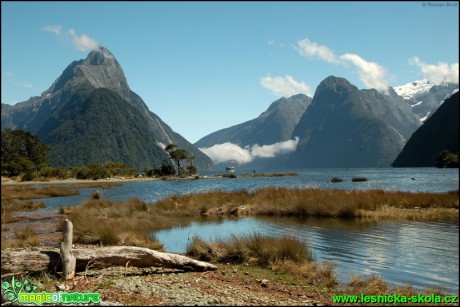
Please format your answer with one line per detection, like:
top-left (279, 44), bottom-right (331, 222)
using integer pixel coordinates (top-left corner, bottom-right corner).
top-left (144, 143), bottom-right (196, 178)
top-left (352, 177), bottom-right (368, 182)
top-left (436, 150), bottom-right (459, 168)
top-left (1, 129), bottom-right (50, 179)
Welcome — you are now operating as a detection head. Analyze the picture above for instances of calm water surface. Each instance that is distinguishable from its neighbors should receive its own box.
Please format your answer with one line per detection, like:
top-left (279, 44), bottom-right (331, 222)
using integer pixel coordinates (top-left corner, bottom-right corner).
top-left (31, 168), bottom-right (459, 294)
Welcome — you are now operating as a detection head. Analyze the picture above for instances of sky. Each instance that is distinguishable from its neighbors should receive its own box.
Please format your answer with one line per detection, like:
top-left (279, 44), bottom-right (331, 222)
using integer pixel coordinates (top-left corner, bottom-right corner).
top-left (2, 1), bottom-right (459, 144)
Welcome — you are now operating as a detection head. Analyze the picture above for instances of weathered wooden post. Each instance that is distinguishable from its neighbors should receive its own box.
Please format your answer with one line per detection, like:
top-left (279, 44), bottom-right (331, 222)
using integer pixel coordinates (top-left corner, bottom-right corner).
top-left (60, 219), bottom-right (76, 280)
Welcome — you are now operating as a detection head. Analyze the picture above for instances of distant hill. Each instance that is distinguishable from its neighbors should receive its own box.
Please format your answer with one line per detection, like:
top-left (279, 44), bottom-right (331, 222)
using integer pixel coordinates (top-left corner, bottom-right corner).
top-left (286, 76), bottom-right (421, 168)
top-left (195, 94), bottom-right (311, 148)
top-left (392, 92), bottom-right (459, 167)
top-left (1, 46), bottom-right (213, 170)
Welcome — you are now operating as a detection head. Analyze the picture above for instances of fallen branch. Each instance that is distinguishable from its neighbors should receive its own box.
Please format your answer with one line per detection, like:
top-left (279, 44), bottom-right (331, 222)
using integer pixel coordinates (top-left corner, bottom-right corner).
top-left (1, 246), bottom-right (217, 274)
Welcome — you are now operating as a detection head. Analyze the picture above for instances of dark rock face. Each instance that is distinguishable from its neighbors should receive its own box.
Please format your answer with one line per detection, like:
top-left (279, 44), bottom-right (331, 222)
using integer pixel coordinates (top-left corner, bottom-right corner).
top-left (1, 46), bottom-right (214, 170)
top-left (286, 76), bottom-right (421, 168)
top-left (392, 92), bottom-right (459, 167)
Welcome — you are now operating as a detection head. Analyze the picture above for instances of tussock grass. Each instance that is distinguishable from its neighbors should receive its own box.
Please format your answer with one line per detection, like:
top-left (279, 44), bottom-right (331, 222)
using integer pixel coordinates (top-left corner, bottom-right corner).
top-left (153, 188), bottom-right (459, 220)
top-left (344, 274), bottom-right (450, 298)
top-left (1, 185), bottom-right (79, 200)
top-left (186, 233), bottom-right (337, 288)
top-left (1, 226), bottom-right (40, 249)
top-left (61, 198), bottom-right (167, 250)
top-left (1, 198), bottom-right (46, 225)
top-left (187, 233), bottom-right (311, 265)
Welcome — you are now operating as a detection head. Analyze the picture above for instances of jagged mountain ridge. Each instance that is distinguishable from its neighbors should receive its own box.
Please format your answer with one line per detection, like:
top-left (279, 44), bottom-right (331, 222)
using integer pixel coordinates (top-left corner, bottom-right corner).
top-left (392, 92), bottom-right (459, 167)
top-left (194, 94), bottom-right (312, 148)
top-left (285, 76), bottom-right (421, 168)
top-left (1, 46), bottom-right (214, 170)
top-left (393, 79), bottom-right (458, 122)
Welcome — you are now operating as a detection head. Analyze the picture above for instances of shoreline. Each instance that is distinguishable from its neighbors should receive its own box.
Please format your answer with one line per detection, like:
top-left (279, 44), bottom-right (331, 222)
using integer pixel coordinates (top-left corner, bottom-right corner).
top-left (0, 172), bottom-right (298, 186)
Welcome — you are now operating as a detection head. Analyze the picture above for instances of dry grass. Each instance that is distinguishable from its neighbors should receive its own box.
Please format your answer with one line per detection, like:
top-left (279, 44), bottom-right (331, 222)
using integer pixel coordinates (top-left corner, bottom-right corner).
top-left (186, 232), bottom-right (312, 265)
top-left (344, 274), bottom-right (450, 299)
top-left (186, 233), bottom-right (338, 288)
top-left (153, 188), bottom-right (459, 220)
top-left (1, 185), bottom-right (79, 200)
top-left (61, 198), bottom-right (168, 250)
top-left (1, 225), bottom-right (40, 249)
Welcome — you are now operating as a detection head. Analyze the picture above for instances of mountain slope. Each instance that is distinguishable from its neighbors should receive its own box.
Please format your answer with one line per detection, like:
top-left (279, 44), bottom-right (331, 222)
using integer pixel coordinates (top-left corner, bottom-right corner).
top-left (1, 46), bottom-right (213, 170)
top-left (393, 79), bottom-right (458, 121)
top-left (286, 76), bottom-right (421, 168)
top-left (392, 92), bottom-right (459, 167)
top-left (41, 88), bottom-right (170, 169)
top-left (194, 94), bottom-right (312, 148)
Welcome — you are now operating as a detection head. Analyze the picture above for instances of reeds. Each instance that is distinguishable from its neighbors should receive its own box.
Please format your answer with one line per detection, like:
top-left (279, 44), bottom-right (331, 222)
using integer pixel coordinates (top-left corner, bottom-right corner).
top-left (153, 187), bottom-right (459, 220)
top-left (61, 198), bottom-right (167, 250)
top-left (1, 226), bottom-right (40, 249)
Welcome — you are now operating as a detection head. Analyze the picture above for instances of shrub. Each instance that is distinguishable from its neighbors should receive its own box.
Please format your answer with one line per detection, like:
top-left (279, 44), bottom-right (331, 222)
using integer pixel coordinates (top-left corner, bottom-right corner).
top-left (352, 177), bottom-right (368, 182)
top-left (331, 177), bottom-right (343, 183)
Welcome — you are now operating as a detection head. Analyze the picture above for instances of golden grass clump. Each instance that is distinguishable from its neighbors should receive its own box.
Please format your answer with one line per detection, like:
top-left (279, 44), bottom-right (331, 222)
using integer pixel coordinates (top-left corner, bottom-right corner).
top-left (61, 198), bottom-right (166, 249)
top-left (186, 232), bottom-right (312, 265)
top-left (1, 226), bottom-right (40, 249)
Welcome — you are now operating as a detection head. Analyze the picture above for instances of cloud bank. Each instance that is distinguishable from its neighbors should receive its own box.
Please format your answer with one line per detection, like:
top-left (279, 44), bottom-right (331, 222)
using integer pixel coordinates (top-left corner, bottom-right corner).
top-left (260, 75), bottom-right (313, 97)
top-left (409, 56), bottom-right (459, 84)
top-left (199, 137), bottom-right (299, 165)
top-left (43, 25), bottom-right (99, 52)
top-left (295, 38), bottom-right (390, 93)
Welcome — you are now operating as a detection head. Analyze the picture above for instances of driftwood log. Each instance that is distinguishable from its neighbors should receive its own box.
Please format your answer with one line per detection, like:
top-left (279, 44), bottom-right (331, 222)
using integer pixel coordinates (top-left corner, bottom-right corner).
top-left (2, 219), bottom-right (217, 276)
top-left (60, 219), bottom-right (76, 280)
top-left (1, 246), bottom-right (217, 275)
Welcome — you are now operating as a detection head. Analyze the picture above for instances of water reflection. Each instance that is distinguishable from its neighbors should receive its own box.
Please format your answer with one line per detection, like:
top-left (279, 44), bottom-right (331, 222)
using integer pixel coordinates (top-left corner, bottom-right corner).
top-left (155, 216), bottom-right (459, 294)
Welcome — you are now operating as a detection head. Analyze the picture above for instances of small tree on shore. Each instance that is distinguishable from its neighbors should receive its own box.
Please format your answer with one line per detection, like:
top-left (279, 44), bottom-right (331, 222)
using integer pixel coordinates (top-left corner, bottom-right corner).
top-left (165, 144), bottom-right (196, 177)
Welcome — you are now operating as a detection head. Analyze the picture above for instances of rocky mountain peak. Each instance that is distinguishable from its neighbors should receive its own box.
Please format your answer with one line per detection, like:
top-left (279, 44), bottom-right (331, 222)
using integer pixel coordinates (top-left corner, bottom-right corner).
top-left (316, 75), bottom-right (357, 95)
top-left (78, 46), bottom-right (131, 101)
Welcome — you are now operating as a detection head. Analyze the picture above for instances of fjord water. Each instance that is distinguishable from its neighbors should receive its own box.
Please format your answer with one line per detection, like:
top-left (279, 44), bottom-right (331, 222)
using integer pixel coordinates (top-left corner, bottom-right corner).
top-left (37, 168), bottom-right (459, 293)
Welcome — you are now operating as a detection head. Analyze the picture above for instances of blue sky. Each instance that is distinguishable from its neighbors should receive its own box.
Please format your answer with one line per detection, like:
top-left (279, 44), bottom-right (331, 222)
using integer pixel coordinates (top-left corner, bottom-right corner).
top-left (2, 1), bottom-right (459, 143)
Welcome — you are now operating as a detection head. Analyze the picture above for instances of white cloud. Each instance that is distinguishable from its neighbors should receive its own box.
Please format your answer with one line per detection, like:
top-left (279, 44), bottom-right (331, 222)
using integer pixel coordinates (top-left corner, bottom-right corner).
top-left (409, 56), bottom-right (459, 84)
top-left (13, 81), bottom-right (33, 89)
top-left (261, 75), bottom-right (313, 97)
top-left (199, 142), bottom-right (253, 164)
top-left (199, 137), bottom-right (300, 165)
top-left (296, 38), bottom-right (340, 64)
top-left (69, 29), bottom-right (99, 52)
top-left (43, 25), bottom-right (99, 52)
top-left (340, 53), bottom-right (389, 93)
top-left (42, 25), bottom-right (62, 34)
top-left (295, 38), bottom-right (390, 93)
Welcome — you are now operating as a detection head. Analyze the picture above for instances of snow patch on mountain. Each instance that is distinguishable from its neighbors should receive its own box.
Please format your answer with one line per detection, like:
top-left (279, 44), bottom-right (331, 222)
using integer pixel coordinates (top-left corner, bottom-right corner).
top-left (393, 79), bottom-right (434, 101)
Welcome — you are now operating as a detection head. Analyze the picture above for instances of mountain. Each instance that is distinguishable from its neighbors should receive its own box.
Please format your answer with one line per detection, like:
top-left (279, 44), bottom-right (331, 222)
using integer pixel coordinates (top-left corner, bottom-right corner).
top-left (286, 76), bottom-right (421, 168)
top-left (393, 79), bottom-right (458, 121)
top-left (1, 46), bottom-right (213, 170)
top-left (392, 92), bottom-right (459, 167)
top-left (195, 94), bottom-right (312, 148)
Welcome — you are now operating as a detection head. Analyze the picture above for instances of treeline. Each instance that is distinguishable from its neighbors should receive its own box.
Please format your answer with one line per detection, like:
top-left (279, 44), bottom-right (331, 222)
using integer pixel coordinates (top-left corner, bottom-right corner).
top-left (1, 128), bottom-right (198, 181)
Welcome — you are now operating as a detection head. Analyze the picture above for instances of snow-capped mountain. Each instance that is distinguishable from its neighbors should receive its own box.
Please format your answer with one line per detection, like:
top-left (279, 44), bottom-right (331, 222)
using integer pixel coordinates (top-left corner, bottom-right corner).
top-left (392, 79), bottom-right (458, 122)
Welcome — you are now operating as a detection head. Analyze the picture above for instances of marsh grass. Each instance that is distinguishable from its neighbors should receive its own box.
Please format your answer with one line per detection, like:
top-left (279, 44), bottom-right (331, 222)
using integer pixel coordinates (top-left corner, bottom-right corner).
top-left (154, 187), bottom-right (459, 220)
top-left (1, 198), bottom-right (46, 225)
top-left (343, 274), bottom-right (449, 299)
top-left (60, 198), bottom-right (167, 250)
top-left (1, 185), bottom-right (79, 200)
top-left (1, 226), bottom-right (40, 249)
top-left (186, 233), bottom-right (337, 288)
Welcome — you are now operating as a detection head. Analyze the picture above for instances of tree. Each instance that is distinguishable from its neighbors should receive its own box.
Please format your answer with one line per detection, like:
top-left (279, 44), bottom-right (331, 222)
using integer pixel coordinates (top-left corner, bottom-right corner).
top-left (1, 129), bottom-right (50, 177)
top-left (436, 150), bottom-right (459, 168)
top-left (165, 143), bottom-right (196, 177)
